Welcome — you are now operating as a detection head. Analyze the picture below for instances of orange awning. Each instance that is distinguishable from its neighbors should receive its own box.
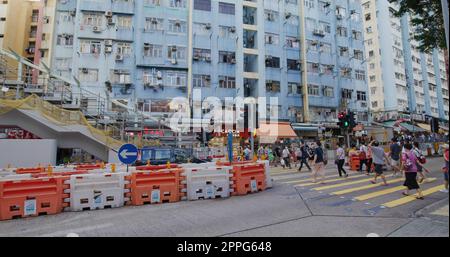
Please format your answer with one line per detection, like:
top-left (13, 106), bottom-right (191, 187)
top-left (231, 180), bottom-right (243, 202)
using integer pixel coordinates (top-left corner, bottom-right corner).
top-left (257, 122), bottom-right (297, 138)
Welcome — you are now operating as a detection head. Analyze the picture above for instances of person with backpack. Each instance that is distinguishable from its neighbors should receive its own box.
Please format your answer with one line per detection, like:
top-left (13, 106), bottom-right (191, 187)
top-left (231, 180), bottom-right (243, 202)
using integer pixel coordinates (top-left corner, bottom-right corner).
top-left (312, 141), bottom-right (326, 184)
top-left (358, 142), bottom-right (368, 174)
top-left (412, 142), bottom-right (429, 183)
top-left (298, 142), bottom-right (312, 172)
top-left (401, 142), bottom-right (429, 199)
top-left (369, 140), bottom-right (390, 186)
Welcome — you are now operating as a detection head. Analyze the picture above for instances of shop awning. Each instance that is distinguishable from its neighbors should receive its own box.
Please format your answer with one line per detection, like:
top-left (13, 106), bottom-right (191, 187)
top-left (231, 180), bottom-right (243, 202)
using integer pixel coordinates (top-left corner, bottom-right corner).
top-left (292, 124), bottom-right (318, 132)
top-left (382, 121), bottom-right (396, 128)
top-left (399, 122), bottom-right (425, 133)
top-left (416, 123), bottom-right (431, 132)
top-left (257, 122), bottom-right (298, 138)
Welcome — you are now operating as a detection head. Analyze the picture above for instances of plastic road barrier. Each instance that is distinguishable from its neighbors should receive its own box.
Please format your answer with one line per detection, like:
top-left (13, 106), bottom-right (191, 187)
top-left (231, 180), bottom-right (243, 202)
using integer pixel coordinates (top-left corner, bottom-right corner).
top-left (230, 163), bottom-right (266, 196)
top-left (31, 170), bottom-right (89, 178)
top-left (350, 156), bottom-right (360, 171)
top-left (183, 166), bottom-right (233, 201)
top-left (136, 164), bottom-right (179, 171)
top-left (16, 167), bottom-right (46, 175)
top-left (74, 164), bottom-right (103, 171)
top-left (0, 177), bottom-right (69, 220)
top-left (257, 160), bottom-right (272, 189)
top-left (65, 172), bottom-right (129, 212)
top-left (126, 168), bottom-right (186, 205)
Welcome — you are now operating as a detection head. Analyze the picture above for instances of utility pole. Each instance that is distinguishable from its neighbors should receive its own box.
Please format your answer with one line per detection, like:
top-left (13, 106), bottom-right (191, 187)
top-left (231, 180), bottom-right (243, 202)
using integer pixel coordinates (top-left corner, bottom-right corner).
top-left (442, 0), bottom-right (449, 49)
top-left (299, 0), bottom-right (310, 123)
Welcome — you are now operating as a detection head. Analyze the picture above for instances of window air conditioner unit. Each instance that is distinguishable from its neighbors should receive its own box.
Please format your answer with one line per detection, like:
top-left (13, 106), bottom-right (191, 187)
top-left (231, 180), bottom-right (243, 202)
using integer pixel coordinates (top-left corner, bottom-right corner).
top-left (313, 29), bottom-right (325, 36)
top-left (69, 10), bottom-right (76, 16)
top-left (205, 56), bottom-right (211, 62)
top-left (93, 26), bottom-right (101, 33)
top-left (311, 40), bottom-right (319, 46)
top-left (285, 12), bottom-right (292, 19)
top-left (336, 14), bottom-right (344, 20)
top-left (228, 26), bottom-right (236, 33)
top-left (171, 46), bottom-right (177, 52)
top-left (204, 23), bottom-right (212, 30)
top-left (105, 46), bottom-right (113, 53)
top-left (193, 55), bottom-right (200, 60)
top-left (115, 54), bottom-right (124, 61)
top-left (105, 40), bottom-right (113, 46)
top-left (105, 11), bottom-right (113, 17)
top-left (107, 17), bottom-right (114, 25)
top-left (81, 68), bottom-right (88, 73)
top-left (171, 59), bottom-right (177, 65)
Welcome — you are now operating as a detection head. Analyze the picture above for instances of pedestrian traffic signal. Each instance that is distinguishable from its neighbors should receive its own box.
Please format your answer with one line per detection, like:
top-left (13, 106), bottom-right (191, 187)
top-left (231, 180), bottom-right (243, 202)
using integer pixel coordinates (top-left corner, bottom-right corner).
top-left (348, 111), bottom-right (357, 128)
top-left (337, 111), bottom-right (347, 127)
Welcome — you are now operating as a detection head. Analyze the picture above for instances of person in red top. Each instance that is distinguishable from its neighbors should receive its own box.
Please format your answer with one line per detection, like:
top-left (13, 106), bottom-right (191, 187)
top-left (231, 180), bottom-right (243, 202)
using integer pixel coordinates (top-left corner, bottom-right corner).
top-left (441, 144), bottom-right (449, 193)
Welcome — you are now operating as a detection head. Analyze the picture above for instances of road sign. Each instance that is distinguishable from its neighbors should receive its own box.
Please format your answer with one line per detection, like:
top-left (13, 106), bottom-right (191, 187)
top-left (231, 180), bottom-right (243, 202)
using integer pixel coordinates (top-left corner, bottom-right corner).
top-left (118, 144), bottom-right (138, 164)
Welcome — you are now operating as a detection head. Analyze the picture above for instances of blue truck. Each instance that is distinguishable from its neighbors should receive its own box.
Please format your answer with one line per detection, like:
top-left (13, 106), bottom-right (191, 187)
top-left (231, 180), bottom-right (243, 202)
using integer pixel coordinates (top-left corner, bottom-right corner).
top-left (135, 147), bottom-right (208, 166)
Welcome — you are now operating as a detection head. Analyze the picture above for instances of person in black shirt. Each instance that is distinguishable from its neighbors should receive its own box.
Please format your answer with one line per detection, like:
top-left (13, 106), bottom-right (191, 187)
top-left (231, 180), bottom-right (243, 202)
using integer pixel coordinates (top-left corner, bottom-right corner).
top-left (298, 142), bottom-right (312, 172)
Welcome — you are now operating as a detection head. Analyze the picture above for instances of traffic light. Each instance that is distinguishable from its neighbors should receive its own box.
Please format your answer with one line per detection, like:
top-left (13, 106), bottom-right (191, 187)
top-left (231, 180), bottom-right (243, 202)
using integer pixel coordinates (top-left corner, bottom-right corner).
top-left (430, 117), bottom-right (440, 133)
top-left (348, 111), bottom-right (357, 129)
top-left (337, 111), bottom-right (347, 127)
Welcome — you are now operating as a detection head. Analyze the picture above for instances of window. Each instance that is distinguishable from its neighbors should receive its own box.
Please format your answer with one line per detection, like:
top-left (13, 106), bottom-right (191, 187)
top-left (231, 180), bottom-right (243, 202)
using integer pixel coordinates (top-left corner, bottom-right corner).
top-left (371, 101), bottom-right (378, 108)
top-left (357, 91), bottom-right (366, 101)
top-left (320, 42), bottom-right (331, 53)
top-left (265, 56), bottom-right (280, 68)
top-left (219, 51), bottom-right (236, 64)
top-left (168, 20), bottom-right (187, 34)
top-left (193, 22), bottom-right (211, 35)
top-left (370, 87), bottom-right (377, 94)
top-left (168, 45), bottom-right (186, 60)
top-left (265, 33), bottom-right (280, 45)
top-left (337, 26), bottom-right (347, 37)
top-left (219, 2), bottom-right (235, 15)
top-left (166, 71), bottom-right (187, 87)
top-left (117, 42), bottom-right (132, 56)
top-left (59, 12), bottom-right (73, 23)
top-left (219, 26), bottom-right (236, 38)
top-left (144, 43), bottom-right (162, 58)
top-left (352, 30), bottom-right (362, 40)
top-left (355, 70), bottom-right (365, 81)
top-left (369, 75), bottom-right (376, 82)
top-left (145, 17), bottom-right (163, 31)
top-left (340, 68), bottom-right (352, 78)
top-left (265, 10), bottom-right (279, 22)
top-left (266, 81), bottom-right (281, 93)
top-left (79, 40), bottom-right (101, 54)
top-left (54, 58), bottom-right (72, 70)
top-left (117, 16), bottom-right (132, 29)
top-left (286, 36), bottom-right (300, 48)
top-left (194, 0), bottom-right (211, 11)
top-left (193, 48), bottom-right (211, 62)
top-left (308, 84), bottom-right (320, 96)
top-left (193, 74), bottom-right (211, 88)
top-left (323, 86), bottom-right (334, 97)
top-left (170, 0), bottom-right (187, 8)
top-left (56, 34), bottom-right (73, 46)
top-left (78, 68), bottom-right (98, 82)
top-left (288, 83), bottom-right (302, 95)
top-left (339, 47), bottom-right (349, 57)
top-left (110, 70), bottom-right (131, 84)
top-left (342, 88), bottom-right (353, 99)
top-left (83, 13), bottom-right (102, 26)
top-left (287, 59), bottom-right (300, 70)
top-left (143, 71), bottom-right (161, 85)
top-left (219, 76), bottom-right (236, 88)
top-left (307, 62), bottom-right (320, 73)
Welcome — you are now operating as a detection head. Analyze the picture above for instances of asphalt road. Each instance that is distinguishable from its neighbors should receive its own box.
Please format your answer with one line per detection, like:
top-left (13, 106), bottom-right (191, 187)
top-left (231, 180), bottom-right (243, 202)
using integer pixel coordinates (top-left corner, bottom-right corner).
top-left (0, 158), bottom-right (448, 237)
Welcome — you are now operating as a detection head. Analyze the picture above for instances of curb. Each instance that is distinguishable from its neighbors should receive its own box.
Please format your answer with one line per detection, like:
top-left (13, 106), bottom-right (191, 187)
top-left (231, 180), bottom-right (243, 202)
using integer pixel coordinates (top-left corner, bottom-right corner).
top-left (414, 196), bottom-right (449, 218)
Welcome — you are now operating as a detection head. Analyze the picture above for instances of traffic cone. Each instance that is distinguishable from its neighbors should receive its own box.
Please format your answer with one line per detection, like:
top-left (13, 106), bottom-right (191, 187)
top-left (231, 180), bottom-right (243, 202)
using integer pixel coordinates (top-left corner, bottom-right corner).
top-left (166, 161), bottom-right (171, 169)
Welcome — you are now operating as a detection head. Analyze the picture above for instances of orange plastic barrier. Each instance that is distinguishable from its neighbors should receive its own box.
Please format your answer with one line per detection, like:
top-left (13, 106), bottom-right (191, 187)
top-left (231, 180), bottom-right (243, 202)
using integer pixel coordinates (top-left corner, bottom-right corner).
top-left (0, 177), bottom-right (69, 220)
top-left (350, 156), bottom-right (360, 171)
top-left (217, 160), bottom-right (255, 166)
top-left (136, 164), bottom-right (179, 171)
top-left (31, 170), bottom-right (88, 178)
top-left (126, 168), bottom-right (186, 205)
top-left (230, 163), bottom-right (266, 196)
top-left (74, 164), bottom-right (103, 171)
top-left (16, 167), bottom-right (45, 175)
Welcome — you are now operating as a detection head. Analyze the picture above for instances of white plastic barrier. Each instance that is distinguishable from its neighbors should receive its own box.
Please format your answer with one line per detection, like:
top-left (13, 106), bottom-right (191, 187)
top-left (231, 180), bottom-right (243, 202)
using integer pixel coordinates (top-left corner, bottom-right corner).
top-left (182, 166), bottom-right (233, 201)
top-left (257, 160), bottom-right (272, 189)
top-left (64, 172), bottom-right (130, 212)
top-left (0, 174), bottom-right (32, 181)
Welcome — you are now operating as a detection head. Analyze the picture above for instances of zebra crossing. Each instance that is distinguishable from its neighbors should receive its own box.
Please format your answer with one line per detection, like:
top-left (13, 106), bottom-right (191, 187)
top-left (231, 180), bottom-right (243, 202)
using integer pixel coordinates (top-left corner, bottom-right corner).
top-left (270, 167), bottom-right (447, 209)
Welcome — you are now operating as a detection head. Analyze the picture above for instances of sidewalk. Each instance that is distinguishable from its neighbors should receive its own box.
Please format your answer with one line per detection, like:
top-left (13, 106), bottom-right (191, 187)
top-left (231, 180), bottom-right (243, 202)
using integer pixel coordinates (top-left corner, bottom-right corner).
top-left (388, 197), bottom-right (449, 237)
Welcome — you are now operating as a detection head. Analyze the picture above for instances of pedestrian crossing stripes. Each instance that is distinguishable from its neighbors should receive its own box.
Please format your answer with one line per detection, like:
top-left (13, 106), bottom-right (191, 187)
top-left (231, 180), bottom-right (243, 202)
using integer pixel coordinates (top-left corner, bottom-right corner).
top-left (311, 177), bottom-right (388, 191)
top-left (294, 174), bottom-right (366, 187)
top-left (331, 178), bottom-right (405, 195)
top-left (353, 178), bottom-right (437, 201)
top-left (381, 185), bottom-right (445, 208)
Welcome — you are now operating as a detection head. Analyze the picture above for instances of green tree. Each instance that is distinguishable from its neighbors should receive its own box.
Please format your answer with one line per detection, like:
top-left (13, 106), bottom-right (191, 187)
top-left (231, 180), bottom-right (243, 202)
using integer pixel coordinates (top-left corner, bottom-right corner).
top-left (389, 0), bottom-right (446, 52)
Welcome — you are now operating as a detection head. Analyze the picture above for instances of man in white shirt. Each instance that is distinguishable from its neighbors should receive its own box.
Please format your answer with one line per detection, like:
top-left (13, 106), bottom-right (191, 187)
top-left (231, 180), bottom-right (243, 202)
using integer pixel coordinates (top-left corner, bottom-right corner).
top-left (282, 146), bottom-right (291, 169)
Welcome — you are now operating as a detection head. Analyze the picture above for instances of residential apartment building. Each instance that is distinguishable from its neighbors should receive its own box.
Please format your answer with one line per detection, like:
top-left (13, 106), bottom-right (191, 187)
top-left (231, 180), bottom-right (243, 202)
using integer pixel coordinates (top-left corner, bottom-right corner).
top-left (361, 0), bottom-right (449, 122)
top-left (50, 0), bottom-right (369, 129)
top-left (0, 0), bottom-right (57, 83)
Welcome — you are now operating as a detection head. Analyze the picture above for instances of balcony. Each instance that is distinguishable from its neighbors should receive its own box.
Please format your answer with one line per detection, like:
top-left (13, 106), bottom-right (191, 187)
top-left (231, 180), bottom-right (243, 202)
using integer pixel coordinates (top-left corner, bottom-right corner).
top-left (80, 0), bottom-right (107, 12)
top-left (112, 0), bottom-right (135, 14)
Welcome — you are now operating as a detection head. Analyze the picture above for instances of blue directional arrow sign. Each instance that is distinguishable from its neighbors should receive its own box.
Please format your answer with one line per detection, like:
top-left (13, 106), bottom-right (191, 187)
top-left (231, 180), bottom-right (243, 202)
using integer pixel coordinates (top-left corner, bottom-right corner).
top-left (118, 144), bottom-right (138, 165)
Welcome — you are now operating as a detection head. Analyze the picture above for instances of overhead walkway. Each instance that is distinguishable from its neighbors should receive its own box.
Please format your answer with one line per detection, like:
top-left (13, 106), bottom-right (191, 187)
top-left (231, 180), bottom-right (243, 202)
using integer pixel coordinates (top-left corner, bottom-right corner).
top-left (0, 94), bottom-right (122, 162)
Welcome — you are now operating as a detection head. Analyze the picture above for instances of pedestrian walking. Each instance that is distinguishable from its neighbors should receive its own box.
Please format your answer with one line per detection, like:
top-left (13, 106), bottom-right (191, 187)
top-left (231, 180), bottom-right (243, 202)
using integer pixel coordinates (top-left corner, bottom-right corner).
top-left (298, 142), bottom-right (312, 172)
top-left (282, 146), bottom-right (292, 169)
top-left (369, 140), bottom-right (389, 186)
top-left (401, 142), bottom-right (428, 199)
top-left (312, 141), bottom-right (326, 184)
top-left (359, 142), bottom-right (368, 173)
top-left (388, 138), bottom-right (402, 176)
top-left (244, 146), bottom-right (251, 161)
top-left (335, 143), bottom-right (348, 178)
top-left (366, 143), bottom-right (373, 175)
top-left (412, 142), bottom-right (429, 183)
top-left (440, 144), bottom-right (449, 193)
